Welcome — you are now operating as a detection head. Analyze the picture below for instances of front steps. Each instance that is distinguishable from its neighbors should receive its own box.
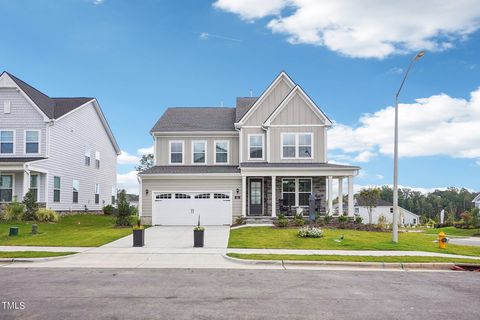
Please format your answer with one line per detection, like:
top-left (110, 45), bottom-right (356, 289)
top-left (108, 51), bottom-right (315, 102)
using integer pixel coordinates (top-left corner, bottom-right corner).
top-left (245, 216), bottom-right (275, 225)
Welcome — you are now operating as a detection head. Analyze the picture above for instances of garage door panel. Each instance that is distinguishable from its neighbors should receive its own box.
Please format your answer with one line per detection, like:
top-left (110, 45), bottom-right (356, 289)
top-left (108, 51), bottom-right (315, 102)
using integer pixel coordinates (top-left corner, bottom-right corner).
top-left (152, 191), bottom-right (231, 226)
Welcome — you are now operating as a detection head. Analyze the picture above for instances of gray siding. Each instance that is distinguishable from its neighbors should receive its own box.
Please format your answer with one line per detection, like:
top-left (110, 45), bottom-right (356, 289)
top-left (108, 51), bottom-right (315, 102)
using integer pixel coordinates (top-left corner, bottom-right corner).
top-left (35, 102), bottom-right (117, 211)
top-left (0, 89), bottom-right (47, 157)
top-left (270, 94), bottom-right (325, 125)
top-left (140, 178), bottom-right (242, 224)
top-left (155, 135), bottom-right (239, 166)
top-left (269, 126), bottom-right (326, 163)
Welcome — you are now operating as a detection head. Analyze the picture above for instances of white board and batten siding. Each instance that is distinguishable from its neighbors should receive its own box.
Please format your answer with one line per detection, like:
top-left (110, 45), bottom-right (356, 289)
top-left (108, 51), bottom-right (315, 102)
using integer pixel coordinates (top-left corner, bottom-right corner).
top-left (34, 102), bottom-right (118, 211)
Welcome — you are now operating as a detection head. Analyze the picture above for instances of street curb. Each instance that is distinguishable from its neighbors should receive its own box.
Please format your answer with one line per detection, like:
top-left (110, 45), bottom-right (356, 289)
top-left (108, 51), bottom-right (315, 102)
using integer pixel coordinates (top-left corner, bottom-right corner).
top-left (0, 253), bottom-right (78, 263)
top-left (224, 254), bottom-right (457, 270)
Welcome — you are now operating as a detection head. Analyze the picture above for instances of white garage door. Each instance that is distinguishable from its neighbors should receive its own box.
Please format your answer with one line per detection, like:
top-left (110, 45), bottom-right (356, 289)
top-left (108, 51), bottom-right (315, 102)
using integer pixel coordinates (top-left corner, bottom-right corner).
top-left (152, 191), bottom-right (232, 226)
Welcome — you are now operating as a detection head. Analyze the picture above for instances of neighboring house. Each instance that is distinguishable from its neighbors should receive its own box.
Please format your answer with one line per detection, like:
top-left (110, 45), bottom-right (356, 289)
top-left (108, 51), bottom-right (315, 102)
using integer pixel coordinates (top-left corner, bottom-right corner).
top-left (354, 197), bottom-right (420, 226)
top-left (138, 72), bottom-right (360, 225)
top-left (473, 193), bottom-right (480, 209)
top-left (0, 71), bottom-right (120, 211)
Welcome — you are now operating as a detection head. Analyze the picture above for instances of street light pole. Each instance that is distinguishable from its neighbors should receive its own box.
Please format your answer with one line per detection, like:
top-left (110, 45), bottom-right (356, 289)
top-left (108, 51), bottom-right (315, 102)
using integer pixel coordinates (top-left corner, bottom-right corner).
top-left (392, 50), bottom-right (425, 243)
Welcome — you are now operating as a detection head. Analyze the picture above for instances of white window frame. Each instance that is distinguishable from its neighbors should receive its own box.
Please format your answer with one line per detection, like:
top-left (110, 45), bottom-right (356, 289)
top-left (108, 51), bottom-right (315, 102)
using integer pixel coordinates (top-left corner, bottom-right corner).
top-left (4, 101), bottom-right (11, 114)
top-left (53, 176), bottom-right (61, 203)
top-left (30, 174), bottom-right (39, 202)
top-left (247, 134), bottom-right (265, 161)
top-left (191, 140), bottom-right (207, 165)
top-left (85, 146), bottom-right (91, 166)
top-left (73, 179), bottom-right (80, 204)
top-left (169, 140), bottom-right (185, 165)
top-left (95, 183), bottom-right (100, 204)
top-left (24, 129), bottom-right (41, 155)
top-left (281, 178), bottom-right (313, 207)
top-left (214, 140), bottom-right (230, 164)
top-left (0, 174), bottom-right (14, 203)
top-left (95, 151), bottom-right (101, 169)
top-left (0, 130), bottom-right (15, 154)
top-left (281, 132), bottom-right (314, 160)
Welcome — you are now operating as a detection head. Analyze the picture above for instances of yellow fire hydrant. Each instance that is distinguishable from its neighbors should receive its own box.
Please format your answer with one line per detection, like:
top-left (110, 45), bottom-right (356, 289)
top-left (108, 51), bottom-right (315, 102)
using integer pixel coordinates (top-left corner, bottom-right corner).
top-left (438, 232), bottom-right (447, 249)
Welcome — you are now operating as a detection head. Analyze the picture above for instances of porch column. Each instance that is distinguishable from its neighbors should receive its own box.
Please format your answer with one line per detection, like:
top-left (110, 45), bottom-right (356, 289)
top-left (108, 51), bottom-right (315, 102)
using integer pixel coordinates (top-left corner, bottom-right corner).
top-left (327, 175), bottom-right (333, 215)
top-left (338, 177), bottom-right (344, 215)
top-left (271, 176), bottom-right (276, 217)
top-left (348, 175), bottom-right (354, 217)
top-left (22, 170), bottom-right (30, 200)
top-left (241, 176), bottom-right (247, 217)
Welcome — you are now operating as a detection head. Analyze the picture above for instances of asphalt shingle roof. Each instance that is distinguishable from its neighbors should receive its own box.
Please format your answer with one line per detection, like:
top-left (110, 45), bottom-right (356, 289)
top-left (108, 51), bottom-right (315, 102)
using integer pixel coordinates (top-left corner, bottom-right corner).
top-left (150, 107), bottom-right (237, 132)
top-left (240, 162), bottom-right (360, 169)
top-left (355, 197), bottom-right (393, 207)
top-left (140, 165), bottom-right (240, 175)
top-left (235, 97), bottom-right (258, 122)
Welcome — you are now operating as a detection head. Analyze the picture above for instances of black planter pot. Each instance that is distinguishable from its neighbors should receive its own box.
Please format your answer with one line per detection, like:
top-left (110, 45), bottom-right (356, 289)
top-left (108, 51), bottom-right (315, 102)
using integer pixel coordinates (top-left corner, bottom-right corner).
top-left (194, 230), bottom-right (204, 247)
top-left (133, 229), bottom-right (145, 247)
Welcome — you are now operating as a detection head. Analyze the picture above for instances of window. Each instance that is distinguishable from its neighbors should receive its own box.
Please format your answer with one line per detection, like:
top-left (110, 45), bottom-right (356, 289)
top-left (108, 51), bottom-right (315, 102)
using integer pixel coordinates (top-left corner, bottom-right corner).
top-left (30, 175), bottom-right (38, 202)
top-left (281, 133), bottom-right (313, 159)
top-left (355, 207), bottom-right (360, 214)
top-left (85, 147), bottom-right (91, 166)
top-left (155, 193), bottom-right (172, 200)
top-left (95, 184), bottom-right (100, 204)
top-left (25, 130), bottom-right (40, 154)
top-left (192, 141), bottom-right (207, 164)
top-left (53, 176), bottom-right (61, 202)
top-left (0, 175), bottom-right (13, 202)
top-left (169, 141), bottom-right (184, 164)
top-left (214, 193), bottom-right (229, 199)
top-left (282, 178), bottom-right (312, 207)
top-left (0, 130), bottom-right (14, 154)
top-left (73, 180), bottom-right (79, 204)
top-left (175, 193), bottom-right (190, 199)
top-left (95, 151), bottom-right (100, 169)
top-left (4, 101), bottom-right (11, 114)
top-left (248, 134), bottom-right (264, 160)
top-left (390, 208), bottom-right (393, 213)
top-left (111, 186), bottom-right (116, 205)
top-left (194, 193), bottom-right (210, 199)
top-left (413, 218), bottom-right (417, 224)
top-left (215, 141), bottom-right (229, 164)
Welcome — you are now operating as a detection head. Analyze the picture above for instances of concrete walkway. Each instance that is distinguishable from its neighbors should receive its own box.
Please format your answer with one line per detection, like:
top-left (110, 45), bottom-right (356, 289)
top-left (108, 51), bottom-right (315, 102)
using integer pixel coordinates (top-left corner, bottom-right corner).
top-left (227, 248), bottom-right (480, 260)
top-left (449, 237), bottom-right (480, 247)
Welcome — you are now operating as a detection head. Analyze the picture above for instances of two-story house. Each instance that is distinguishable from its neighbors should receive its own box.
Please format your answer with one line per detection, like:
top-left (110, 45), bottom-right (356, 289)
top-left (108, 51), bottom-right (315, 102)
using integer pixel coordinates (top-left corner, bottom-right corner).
top-left (138, 72), bottom-right (360, 225)
top-left (0, 71), bottom-right (120, 211)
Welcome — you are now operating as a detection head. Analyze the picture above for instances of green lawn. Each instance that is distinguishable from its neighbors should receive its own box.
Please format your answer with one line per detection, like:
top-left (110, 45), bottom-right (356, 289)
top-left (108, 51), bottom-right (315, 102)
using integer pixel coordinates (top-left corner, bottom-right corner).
top-left (0, 214), bottom-right (132, 247)
top-left (229, 227), bottom-right (480, 257)
top-left (227, 253), bottom-right (480, 264)
top-left (0, 251), bottom-right (76, 258)
top-left (424, 226), bottom-right (480, 237)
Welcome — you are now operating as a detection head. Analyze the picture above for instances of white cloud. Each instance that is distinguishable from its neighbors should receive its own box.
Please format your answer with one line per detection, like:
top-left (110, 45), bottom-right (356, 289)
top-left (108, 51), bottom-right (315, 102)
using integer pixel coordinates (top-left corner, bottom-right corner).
top-left (199, 32), bottom-right (242, 42)
top-left (329, 87), bottom-right (480, 163)
top-left (375, 174), bottom-right (384, 180)
top-left (92, 0), bottom-right (104, 5)
top-left (214, 0), bottom-right (480, 58)
top-left (137, 146), bottom-right (154, 155)
top-left (387, 67), bottom-right (404, 75)
top-left (117, 171), bottom-right (139, 194)
top-left (117, 150), bottom-right (140, 165)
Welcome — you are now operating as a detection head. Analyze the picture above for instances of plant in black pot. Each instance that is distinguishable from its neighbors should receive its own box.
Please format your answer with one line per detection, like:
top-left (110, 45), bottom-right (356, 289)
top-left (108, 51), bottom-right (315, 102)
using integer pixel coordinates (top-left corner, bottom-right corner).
top-left (193, 216), bottom-right (205, 247)
top-left (132, 217), bottom-right (145, 247)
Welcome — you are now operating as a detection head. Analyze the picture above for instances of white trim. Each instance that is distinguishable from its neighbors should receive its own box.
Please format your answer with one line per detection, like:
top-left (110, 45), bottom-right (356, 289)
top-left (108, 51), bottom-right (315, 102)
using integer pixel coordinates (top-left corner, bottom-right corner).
top-left (238, 71), bottom-right (295, 125)
top-left (191, 140), bottom-right (207, 165)
top-left (213, 140), bottom-right (230, 165)
top-left (266, 129), bottom-right (271, 162)
top-left (53, 176), bottom-right (61, 203)
top-left (138, 175), bottom-right (143, 217)
top-left (271, 176), bottom-right (276, 217)
top-left (280, 132), bottom-right (314, 160)
top-left (0, 129), bottom-right (15, 155)
top-left (324, 129), bottom-right (328, 162)
top-left (281, 178), bottom-right (312, 208)
top-left (153, 136), bottom-right (157, 165)
top-left (241, 176), bottom-right (247, 217)
top-left (3, 100), bottom-right (11, 114)
top-left (248, 177), bottom-right (264, 216)
top-left (0, 173), bottom-right (15, 203)
top-left (139, 173), bottom-right (241, 179)
top-left (268, 124), bottom-right (326, 127)
top-left (152, 131), bottom-right (238, 136)
top-left (168, 140), bottom-right (185, 165)
top-left (247, 134), bottom-right (265, 161)
top-left (24, 129), bottom-right (41, 155)
top-left (241, 169), bottom-right (359, 177)
top-left (240, 126), bottom-right (263, 129)
top-left (239, 131), bottom-right (243, 163)
top-left (29, 173), bottom-right (39, 202)
top-left (263, 85), bottom-right (332, 127)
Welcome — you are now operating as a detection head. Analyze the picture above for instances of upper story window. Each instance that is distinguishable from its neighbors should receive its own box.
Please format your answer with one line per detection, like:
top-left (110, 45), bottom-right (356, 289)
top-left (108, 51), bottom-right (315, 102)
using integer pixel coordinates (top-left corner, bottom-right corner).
top-left (169, 141), bottom-right (184, 164)
top-left (281, 133), bottom-right (313, 159)
top-left (0, 130), bottom-right (14, 154)
top-left (53, 176), bottom-right (61, 202)
top-left (85, 147), bottom-right (91, 166)
top-left (0, 175), bottom-right (13, 202)
top-left (25, 130), bottom-right (40, 154)
top-left (215, 140), bottom-right (229, 164)
top-left (248, 134), bottom-right (264, 160)
top-left (95, 151), bottom-right (101, 169)
top-left (192, 141), bottom-right (207, 164)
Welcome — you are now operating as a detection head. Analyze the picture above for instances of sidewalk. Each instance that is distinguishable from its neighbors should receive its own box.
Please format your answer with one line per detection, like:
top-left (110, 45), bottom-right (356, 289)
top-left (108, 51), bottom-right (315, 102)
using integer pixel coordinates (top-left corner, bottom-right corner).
top-left (227, 248), bottom-right (480, 260)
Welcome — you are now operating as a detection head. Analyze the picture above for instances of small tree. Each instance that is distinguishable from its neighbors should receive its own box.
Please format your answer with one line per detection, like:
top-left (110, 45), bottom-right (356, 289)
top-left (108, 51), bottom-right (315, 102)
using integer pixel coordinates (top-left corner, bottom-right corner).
top-left (359, 188), bottom-right (381, 224)
top-left (22, 190), bottom-right (38, 221)
top-left (135, 154), bottom-right (154, 172)
top-left (115, 189), bottom-right (132, 226)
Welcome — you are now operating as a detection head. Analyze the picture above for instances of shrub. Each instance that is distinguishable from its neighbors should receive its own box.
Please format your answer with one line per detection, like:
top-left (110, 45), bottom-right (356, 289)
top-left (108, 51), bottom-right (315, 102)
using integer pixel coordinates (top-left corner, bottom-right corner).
top-left (2, 200), bottom-right (25, 221)
top-left (298, 226), bottom-right (323, 238)
top-left (35, 208), bottom-right (59, 222)
top-left (22, 190), bottom-right (38, 221)
top-left (235, 216), bottom-right (246, 225)
top-left (277, 218), bottom-right (289, 228)
top-left (338, 215), bottom-right (348, 223)
top-left (103, 204), bottom-right (115, 215)
top-left (115, 190), bottom-right (132, 226)
top-left (293, 215), bottom-right (305, 226)
top-left (460, 211), bottom-right (475, 228)
top-left (377, 214), bottom-right (389, 230)
top-left (354, 216), bottom-right (363, 224)
top-left (324, 215), bottom-right (332, 224)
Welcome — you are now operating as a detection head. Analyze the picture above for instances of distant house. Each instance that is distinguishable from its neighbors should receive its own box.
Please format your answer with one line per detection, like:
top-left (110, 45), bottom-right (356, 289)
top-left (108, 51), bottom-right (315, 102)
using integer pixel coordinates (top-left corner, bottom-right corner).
top-left (354, 197), bottom-right (420, 226)
top-left (473, 193), bottom-right (480, 209)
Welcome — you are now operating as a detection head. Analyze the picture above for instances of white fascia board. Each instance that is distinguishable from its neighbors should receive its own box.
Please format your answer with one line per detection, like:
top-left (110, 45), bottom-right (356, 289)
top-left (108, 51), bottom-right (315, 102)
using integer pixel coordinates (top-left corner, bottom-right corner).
top-left (240, 168), bottom-right (359, 177)
top-left (152, 131), bottom-right (238, 137)
top-left (139, 173), bottom-right (241, 179)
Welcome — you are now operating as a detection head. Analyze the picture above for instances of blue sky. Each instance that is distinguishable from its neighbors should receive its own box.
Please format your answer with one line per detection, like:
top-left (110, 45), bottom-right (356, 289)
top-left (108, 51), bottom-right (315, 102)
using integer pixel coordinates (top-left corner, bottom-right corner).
top-left (1, 0), bottom-right (479, 194)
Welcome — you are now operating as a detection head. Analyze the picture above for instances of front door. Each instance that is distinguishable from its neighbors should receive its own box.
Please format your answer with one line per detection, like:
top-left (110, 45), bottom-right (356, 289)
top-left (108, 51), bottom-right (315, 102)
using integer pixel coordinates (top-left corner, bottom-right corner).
top-left (249, 179), bottom-right (263, 216)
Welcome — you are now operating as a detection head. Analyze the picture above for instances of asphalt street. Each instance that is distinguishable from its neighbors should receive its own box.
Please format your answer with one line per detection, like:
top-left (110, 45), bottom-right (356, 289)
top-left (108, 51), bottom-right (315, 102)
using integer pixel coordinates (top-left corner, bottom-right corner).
top-left (0, 268), bottom-right (479, 320)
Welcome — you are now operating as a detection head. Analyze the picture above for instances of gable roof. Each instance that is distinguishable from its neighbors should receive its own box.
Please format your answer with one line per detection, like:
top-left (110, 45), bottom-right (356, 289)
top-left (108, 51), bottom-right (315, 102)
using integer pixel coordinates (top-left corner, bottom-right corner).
top-left (3, 72), bottom-right (94, 119)
top-left (473, 193), bottom-right (480, 203)
top-left (151, 107), bottom-right (236, 133)
top-left (355, 197), bottom-right (393, 207)
top-left (235, 97), bottom-right (258, 122)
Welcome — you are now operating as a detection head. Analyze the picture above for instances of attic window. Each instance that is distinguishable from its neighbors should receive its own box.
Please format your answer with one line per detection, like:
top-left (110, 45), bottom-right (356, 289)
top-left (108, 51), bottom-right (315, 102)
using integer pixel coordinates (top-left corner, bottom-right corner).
top-left (3, 101), bottom-right (11, 114)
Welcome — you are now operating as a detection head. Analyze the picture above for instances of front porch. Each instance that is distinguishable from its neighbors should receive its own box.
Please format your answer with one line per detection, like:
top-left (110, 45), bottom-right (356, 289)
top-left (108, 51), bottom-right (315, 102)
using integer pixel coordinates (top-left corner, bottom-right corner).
top-left (240, 163), bottom-right (359, 218)
top-left (0, 161), bottom-right (47, 206)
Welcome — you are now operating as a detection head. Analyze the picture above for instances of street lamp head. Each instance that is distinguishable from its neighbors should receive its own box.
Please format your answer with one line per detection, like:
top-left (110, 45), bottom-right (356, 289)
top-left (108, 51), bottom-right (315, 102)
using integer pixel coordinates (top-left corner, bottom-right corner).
top-left (415, 50), bottom-right (425, 60)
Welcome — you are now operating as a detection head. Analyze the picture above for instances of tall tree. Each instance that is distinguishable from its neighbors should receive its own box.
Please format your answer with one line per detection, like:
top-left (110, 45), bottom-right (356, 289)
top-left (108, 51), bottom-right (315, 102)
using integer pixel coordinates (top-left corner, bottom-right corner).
top-left (135, 154), bottom-right (154, 172)
top-left (359, 188), bottom-right (381, 224)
